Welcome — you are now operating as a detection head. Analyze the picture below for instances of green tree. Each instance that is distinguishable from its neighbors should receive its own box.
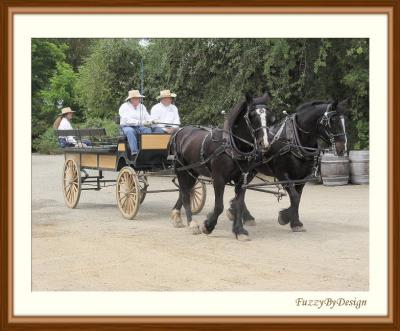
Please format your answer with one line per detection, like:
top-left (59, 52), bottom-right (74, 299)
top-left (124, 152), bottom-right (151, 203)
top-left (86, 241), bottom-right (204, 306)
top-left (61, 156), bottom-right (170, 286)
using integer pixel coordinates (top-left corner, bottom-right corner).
top-left (32, 37), bottom-right (369, 152)
top-left (40, 62), bottom-right (80, 123)
top-left (32, 40), bottom-right (67, 140)
top-left (75, 39), bottom-right (144, 119)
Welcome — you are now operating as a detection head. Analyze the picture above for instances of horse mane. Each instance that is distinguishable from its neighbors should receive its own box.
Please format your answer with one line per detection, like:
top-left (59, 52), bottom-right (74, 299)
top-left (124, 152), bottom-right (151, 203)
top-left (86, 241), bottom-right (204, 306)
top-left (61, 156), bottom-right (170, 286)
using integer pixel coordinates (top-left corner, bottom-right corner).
top-left (222, 99), bottom-right (247, 138)
top-left (295, 100), bottom-right (331, 114)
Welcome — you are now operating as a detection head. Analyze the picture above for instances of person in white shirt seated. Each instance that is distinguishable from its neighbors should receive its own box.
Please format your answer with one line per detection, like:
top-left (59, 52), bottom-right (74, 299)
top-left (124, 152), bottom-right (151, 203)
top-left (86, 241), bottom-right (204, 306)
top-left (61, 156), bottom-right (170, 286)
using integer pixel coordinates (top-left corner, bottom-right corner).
top-left (150, 90), bottom-right (180, 134)
top-left (53, 107), bottom-right (91, 148)
top-left (119, 89), bottom-right (152, 156)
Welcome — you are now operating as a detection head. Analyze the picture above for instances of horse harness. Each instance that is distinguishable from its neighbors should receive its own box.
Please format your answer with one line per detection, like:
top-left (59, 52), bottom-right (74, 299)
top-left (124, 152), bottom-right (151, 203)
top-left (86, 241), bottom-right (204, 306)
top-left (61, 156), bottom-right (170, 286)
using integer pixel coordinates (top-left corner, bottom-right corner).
top-left (318, 104), bottom-right (348, 152)
top-left (270, 103), bottom-right (346, 158)
top-left (169, 103), bottom-right (345, 185)
top-left (169, 104), bottom-right (268, 184)
top-left (254, 103), bottom-right (347, 179)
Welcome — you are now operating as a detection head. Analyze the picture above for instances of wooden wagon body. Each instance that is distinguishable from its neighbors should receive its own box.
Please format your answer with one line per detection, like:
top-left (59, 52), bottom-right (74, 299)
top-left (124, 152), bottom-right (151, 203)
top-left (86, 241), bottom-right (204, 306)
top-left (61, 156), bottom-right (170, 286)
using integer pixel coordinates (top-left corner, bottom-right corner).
top-left (58, 128), bottom-right (206, 219)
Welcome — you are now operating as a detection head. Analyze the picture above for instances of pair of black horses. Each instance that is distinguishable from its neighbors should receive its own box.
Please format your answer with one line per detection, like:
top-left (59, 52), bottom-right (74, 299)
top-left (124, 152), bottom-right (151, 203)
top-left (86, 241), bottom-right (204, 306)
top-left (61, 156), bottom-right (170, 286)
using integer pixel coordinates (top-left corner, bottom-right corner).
top-left (168, 90), bottom-right (348, 241)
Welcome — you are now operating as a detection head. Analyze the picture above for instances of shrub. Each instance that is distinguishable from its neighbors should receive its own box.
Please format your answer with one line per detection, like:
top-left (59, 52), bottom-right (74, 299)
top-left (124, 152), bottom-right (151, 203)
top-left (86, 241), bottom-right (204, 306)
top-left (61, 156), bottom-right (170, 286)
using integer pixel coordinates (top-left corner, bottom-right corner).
top-left (33, 128), bottom-right (59, 154)
top-left (80, 117), bottom-right (119, 138)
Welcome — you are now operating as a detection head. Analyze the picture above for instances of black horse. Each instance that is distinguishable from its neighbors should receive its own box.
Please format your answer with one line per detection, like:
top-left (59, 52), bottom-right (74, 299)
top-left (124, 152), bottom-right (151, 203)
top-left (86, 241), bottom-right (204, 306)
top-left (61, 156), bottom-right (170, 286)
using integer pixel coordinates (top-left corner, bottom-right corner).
top-left (228, 99), bottom-right (349, 232)
top-left (169, 92), bottom-right (274, 241)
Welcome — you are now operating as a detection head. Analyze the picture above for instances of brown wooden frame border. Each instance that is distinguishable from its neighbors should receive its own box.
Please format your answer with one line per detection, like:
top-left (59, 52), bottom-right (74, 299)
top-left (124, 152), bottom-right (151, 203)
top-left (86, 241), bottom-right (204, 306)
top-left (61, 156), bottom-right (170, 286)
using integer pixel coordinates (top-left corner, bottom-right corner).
top-left (1, 1), bottom-right (398, 330)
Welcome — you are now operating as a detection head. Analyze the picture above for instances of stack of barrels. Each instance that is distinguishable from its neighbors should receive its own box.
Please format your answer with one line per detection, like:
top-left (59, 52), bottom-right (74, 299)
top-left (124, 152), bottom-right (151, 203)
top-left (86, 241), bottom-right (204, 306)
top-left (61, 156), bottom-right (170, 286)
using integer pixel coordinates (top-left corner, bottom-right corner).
top-left (320, 150), bottom-right (369, 186)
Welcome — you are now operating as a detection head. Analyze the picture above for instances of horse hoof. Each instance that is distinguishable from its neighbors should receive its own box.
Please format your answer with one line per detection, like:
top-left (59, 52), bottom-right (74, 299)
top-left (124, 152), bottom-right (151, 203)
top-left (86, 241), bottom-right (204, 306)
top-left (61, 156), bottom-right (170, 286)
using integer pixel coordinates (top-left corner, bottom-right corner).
top-left (201, 224), bottom-right (211, 235)
top-left (226, 208), bottom-right (234, 221)
top-left (236, 234), bottom-right (251, 241)
top-left (171, 209), bottom-right (185, 228)
top-left (278, 212), bottom-right (290, 225)
top-left (291, 226), bottom-right (306, 232)
top-left (189, 221), bottom-right (202, 235)
top-left (244, 219), bottom-right (256, 226)
top-left (172, 220), bottom-right (185, 228)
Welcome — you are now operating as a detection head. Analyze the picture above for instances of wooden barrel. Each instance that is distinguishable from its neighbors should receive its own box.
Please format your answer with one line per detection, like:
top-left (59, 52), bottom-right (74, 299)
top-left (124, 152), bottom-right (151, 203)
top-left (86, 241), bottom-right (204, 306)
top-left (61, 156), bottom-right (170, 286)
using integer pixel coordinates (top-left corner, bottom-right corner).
top-left (349, 150), bottom-right (369, 184)
top-left (320, 151), bottom-right (350, 186)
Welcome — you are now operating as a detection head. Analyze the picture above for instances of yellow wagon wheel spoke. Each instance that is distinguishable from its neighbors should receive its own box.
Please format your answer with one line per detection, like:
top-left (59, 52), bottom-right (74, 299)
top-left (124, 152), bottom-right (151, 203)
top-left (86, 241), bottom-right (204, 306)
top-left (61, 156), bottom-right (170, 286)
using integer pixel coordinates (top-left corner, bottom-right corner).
top-left (116, 166), bottom-right (140, 220)
top-left (190, 179), bottom-right (207, 215)
top-left (62, 159), bottom-right (81, 209)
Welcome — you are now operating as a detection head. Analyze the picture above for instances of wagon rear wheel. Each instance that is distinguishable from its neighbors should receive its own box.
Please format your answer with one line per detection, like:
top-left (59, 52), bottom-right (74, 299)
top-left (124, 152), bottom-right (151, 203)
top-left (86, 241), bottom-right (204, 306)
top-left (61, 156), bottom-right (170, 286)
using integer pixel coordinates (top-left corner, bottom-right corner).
top-left (62, 159), bottom-right (81, 208)
top-left (116, 166), bottom-right (140, 219)
top-left (190, 180), bottom-right (207, 215)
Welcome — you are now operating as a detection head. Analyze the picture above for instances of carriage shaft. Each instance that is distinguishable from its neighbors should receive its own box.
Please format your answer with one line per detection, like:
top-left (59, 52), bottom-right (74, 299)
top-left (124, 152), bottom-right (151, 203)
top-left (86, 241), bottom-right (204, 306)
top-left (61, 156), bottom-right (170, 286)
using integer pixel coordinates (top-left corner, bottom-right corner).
top-left (247, 187), bottom-right (287, 196)
top-left (146, 189), bottom-right (180, 194)
top-left (243, 177), bottom-right (318, 188)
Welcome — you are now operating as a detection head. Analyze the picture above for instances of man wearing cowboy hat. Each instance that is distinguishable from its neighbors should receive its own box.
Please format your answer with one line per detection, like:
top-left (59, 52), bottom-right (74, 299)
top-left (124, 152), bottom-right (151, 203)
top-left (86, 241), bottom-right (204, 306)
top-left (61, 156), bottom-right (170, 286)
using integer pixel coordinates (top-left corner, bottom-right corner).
top-left (119, 89), bottom-right (152, 157)
top-left (150, 89), bottom-right (180, 134)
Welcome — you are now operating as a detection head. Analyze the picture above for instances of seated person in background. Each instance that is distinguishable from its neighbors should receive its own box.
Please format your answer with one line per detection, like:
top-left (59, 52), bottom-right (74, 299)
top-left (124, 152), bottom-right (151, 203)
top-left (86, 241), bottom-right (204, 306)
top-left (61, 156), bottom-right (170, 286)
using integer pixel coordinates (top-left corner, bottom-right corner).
top-left (119, 89), bottom-right (152, 157)
top-left (53, 107), bottom-right (91, 147)
top-left (150, 89), bottom-right (180, 134)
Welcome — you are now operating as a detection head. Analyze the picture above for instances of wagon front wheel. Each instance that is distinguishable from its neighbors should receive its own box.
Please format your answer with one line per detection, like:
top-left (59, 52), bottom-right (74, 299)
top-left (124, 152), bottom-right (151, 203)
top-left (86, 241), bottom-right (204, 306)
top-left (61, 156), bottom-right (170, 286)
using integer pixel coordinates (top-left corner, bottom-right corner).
top-left (116, 166), bottom-right (140, 219)
top-left (190, 180), bottom-right (207, 215)
top-left (62, 159), bottom-right (81, 208)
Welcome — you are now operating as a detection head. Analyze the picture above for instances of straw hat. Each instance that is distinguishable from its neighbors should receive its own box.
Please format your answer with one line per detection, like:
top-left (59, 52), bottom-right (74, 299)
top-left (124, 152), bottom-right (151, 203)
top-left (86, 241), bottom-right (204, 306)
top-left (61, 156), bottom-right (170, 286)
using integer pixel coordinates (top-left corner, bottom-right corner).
top-left (157, 89), bottom-right (177, 100)
top-left (125, 89), bottom-right (145, 101)
top-left (58, 107), bottom-right (75, 116)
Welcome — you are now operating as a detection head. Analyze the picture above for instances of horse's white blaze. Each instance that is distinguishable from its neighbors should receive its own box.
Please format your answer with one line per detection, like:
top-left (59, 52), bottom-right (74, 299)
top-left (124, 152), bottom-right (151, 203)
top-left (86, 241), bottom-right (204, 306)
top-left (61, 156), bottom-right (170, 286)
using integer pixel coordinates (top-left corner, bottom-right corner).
top-left (340, 116), bottom-right (348, 153)
top-left (256, 108), bottom-right (269, 148)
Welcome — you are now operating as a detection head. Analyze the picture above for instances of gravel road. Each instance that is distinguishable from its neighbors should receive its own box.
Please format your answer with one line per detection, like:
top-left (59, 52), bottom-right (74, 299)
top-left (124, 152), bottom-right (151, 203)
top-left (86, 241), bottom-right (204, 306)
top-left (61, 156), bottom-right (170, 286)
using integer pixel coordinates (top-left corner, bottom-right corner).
top-left (32, 154), bottom-right (369, 291)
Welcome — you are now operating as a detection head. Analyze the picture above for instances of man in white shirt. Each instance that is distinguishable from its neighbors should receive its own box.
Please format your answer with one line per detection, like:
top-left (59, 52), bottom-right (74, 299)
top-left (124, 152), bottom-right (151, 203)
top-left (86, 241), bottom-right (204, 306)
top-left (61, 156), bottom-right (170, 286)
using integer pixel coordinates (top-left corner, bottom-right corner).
top-left (119, 90), bottom-right (152, 156)
top-left (150, 90), bottom-right (180, 134)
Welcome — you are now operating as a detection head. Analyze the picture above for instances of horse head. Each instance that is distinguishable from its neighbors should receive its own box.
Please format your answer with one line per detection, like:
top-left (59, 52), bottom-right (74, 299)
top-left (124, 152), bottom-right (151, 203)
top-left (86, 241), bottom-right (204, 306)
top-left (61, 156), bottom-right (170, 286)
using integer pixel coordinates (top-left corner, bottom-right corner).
top-left (244, 92), bottom-right (276, 152)
top-left (317, 98), bottom-right (349, 156)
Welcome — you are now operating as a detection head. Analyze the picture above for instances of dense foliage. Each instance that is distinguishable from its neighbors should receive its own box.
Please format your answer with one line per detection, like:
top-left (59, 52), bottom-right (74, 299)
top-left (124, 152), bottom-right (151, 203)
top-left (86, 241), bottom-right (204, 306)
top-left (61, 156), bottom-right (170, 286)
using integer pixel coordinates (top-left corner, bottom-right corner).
top-left (32, 38), bottom-right (369, 153)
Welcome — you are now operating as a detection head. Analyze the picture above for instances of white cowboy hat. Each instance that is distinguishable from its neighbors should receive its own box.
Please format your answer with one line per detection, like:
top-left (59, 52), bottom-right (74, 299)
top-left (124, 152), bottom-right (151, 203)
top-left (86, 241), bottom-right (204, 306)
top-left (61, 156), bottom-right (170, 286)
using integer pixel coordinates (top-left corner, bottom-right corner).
top-left (157, 89), bottom-right (177, 100)
top-left (125, 89), bottom-right (145, 101)
top-left (58, 107), bottom-right (75, 116)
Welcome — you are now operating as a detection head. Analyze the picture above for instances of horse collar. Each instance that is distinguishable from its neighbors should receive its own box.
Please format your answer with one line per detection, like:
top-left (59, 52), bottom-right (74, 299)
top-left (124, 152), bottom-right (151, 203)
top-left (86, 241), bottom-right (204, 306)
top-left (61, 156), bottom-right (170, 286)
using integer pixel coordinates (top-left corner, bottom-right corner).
top-left (293, 114), bottom-right (311, 134)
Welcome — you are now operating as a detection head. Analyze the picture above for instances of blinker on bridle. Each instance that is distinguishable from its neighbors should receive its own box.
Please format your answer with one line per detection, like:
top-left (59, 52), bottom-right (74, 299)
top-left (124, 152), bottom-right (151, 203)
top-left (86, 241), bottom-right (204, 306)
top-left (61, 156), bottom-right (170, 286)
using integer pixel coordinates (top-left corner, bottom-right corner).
top-left (244, 104), bottom-right (270, 133)
top-left (318, 103), bottom-right (348, 153)
top-left (233, 104), bottom-right (270, 155)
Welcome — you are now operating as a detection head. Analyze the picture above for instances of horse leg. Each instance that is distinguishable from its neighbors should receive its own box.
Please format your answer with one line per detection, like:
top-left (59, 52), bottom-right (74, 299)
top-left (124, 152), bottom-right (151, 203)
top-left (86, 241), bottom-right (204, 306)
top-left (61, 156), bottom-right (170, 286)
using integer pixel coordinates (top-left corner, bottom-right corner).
top-left (226, 198), bottom-right (236, 221)
top-left (180, 173), bottom-right (201, 235)
top-left (289, 184), bottom-right (305, 231)
top-left (231, 185), bottom-right (251, 241)
top-left (227, 186), bottom-right (256, 226)
top-left (202, 178), bottom-right (225, 235)
top-left (242, 202), bottom-right (256, 225)
top-left (171, 192), bottom-right (184, 228)
top-left (226, 183), bottom-right (241, 221)
top-left (278, 179), bottom-right (305, 232)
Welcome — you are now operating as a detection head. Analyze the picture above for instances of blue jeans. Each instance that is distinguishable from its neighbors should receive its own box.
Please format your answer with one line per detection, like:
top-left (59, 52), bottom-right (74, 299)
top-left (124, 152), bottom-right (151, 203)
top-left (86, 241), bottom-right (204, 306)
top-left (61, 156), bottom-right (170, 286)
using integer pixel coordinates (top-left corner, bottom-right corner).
top-left (151, 126), bottom-right (166, 133)
top-left (58, 138), bottom-right (92, 148)
top-left (122, 126), bottom-right (151, 154)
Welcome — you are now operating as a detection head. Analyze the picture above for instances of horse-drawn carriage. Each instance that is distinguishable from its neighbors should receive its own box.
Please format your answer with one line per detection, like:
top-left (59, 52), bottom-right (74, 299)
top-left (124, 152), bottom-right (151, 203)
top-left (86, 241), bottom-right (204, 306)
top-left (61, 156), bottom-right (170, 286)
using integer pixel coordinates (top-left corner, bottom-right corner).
top-left (57, 128), bottom-right (206, 220)
top-left (57, 91), bottom-right (348, 241)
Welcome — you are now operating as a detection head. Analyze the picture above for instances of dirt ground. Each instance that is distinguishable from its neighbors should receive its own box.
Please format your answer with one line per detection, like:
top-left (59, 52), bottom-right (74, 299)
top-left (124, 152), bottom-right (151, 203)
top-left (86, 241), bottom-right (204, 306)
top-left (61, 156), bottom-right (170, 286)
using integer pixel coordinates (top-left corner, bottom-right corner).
top-left (32, 154), bottom-right (369, 291)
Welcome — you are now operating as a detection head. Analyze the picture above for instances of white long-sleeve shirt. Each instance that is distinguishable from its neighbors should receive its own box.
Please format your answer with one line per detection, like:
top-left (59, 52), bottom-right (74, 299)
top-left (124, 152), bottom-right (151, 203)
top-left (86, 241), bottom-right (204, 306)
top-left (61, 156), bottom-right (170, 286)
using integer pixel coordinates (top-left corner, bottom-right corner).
top-left (150, 103), bottom-right (180, 128)
top-left (58, 117), bottom-right (77, 144)
top-left (119, 102), bottom-right (151, 126)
